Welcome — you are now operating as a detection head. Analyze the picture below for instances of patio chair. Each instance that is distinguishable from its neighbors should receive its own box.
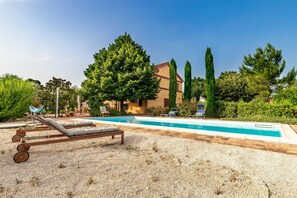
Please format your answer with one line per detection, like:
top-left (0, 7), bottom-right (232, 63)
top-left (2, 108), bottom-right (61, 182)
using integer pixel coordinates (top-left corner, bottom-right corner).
top-left (160, 107), bottom-right (178, 117)
top-left (29, 105), bottom-right (45, 114)
top-left (12, 114), bottom-right (96, 142)
top-left (189, 104), bottom-right (205, 118)
top-left (100, 106), bottom-right (110, 117)
top-left (13, 118), bottom-right (124, 163)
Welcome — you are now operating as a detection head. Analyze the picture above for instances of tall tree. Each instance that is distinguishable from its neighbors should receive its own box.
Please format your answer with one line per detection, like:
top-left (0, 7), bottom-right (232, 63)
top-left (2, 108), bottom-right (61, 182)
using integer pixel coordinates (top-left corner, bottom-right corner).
top-left (40, 77), bottom-right (77, 114)
top-left (169, 58), bottom-right (177, 109)
top-left (82, 33), bottom-right (160, 114)
top-left (191, 77), bottom-right (205, 101)
top-left (216, 71), bottom-right (252, 102)
top-left (183, 61), bottom-right (192, 100)
top-left (205, 48), bottom-right (216, 117)
top-left (240, 43), bottom-right (296, 98)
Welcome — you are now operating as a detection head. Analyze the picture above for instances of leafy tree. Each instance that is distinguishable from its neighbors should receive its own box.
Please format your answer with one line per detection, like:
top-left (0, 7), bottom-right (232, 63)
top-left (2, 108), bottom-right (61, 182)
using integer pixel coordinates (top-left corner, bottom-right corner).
top-left (26, 78), bottom-right (43, 105)
top-left (169, 58), bottom-right (177, 109)
top-left (205, 48), bottom-right (216, 117)
top-left (82, 33), bottom-right (160, 114)
top-left (40, 77), bottom-right (77, 114)
top-left (183, 61), bottom-right (192, 101)
top-left (216, 71), bottom-right (252, 102)
top-left (0, 74), bottom-right (35, 121)
top-left (191, 77), bottom-right (205, 101)
top-left (274, 86), bottom-right (297, 105)
top-left (240, 43), bottom-right (296, 97)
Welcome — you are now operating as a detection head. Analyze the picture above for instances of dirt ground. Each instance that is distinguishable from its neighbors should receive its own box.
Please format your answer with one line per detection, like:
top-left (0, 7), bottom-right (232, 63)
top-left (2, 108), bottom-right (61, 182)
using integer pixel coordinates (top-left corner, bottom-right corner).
top-left (1, 127), bottom-right (297, 198)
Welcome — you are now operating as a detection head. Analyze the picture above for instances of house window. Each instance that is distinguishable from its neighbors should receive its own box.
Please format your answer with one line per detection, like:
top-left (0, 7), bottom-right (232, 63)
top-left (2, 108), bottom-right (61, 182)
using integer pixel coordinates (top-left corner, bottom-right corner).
top-left (138, 99), bottom-right (143, 107)
top-left (164, 98), bottom-right (169, 107)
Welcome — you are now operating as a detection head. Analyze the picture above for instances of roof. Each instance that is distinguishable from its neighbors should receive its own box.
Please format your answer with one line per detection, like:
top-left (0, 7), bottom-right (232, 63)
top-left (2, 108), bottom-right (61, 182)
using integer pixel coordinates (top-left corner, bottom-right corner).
top-left (154, 62), bottom-right (184, 83)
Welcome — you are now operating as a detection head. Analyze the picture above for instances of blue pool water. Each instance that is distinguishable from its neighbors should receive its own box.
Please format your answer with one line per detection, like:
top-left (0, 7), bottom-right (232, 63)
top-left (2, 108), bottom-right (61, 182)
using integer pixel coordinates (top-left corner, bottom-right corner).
top-left (87, 116), bottom-right (281, 137)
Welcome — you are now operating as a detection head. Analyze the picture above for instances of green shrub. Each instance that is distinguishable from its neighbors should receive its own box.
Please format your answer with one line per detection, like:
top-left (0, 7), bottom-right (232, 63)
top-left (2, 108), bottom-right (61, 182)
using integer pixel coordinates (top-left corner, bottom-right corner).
top-left (109, 108), bottom-right (130, 116)
top-left (146, 106), bottom-right (166, 116)
top-left (274, 86), bottom-right (297, 105)
top-left (87, 97), bottom-right (102, 116)
top-left (178, 101), bottom-right (197, 117)
top-left (216, 101), bottom-right (238, 118)
top-left (0, 74), bottom-right (35, 122)
top-left (237, 100), bottom-right (296, 118)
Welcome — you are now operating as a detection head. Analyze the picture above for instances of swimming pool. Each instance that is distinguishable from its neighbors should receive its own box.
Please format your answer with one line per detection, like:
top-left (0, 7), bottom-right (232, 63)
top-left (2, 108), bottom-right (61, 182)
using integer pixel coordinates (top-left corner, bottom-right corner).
top-left (86, 116), bottom-right (282, 137)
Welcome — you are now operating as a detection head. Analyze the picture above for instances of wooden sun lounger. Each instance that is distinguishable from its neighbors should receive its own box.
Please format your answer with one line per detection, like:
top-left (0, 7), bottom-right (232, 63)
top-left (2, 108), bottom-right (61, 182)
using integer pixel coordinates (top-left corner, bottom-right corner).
top-left (13, 118), bottom-right (124, 163)
top-left (12, 114), bottom-right (95, 142)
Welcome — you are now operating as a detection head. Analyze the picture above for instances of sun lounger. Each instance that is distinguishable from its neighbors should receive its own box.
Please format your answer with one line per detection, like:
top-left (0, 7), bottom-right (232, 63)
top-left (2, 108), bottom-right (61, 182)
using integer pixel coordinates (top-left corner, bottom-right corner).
top-left (188, 104), bottom-right (205, 118)
top-left (13, 118), bottom-right (124, 163)
top-left (12, 114), bottom-right (95, 142)
top-left (100, 106), bottom-right (110, 117)
top-left (160, 107), bottom-right (178, 117)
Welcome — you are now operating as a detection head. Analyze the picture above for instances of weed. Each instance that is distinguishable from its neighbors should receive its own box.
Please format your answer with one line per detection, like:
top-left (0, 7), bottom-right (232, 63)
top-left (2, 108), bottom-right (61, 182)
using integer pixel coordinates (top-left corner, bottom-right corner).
top-left (15, 179), bottom-right (22, 184)
top-left (58, 163), bottom-right (66, 169)
top-left (152, 141), bottom-right (159, 152)
top-left (214, 186), bottom-right (223, 195)
top-left (66, 191), bottom-right (74, 198)
top-left (87, 177), bottom-right (94, 185)
top-left (30, 176), bottom-right (40, 187)
top-left (125, 145), bottom-right (138, 151)
top-left (145, 159), bottom-right (153, 165)
top-left (0, 150), bottom-right (5, 155)
top-left (0, 184), bottom-right (4, 193)
top-left (152, 176), bottom-right (160, 182)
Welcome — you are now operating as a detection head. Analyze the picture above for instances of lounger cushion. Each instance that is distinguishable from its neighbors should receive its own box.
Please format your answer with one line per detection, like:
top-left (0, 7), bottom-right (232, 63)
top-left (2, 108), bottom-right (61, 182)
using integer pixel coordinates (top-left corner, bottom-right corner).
top-left (60, 121), bottom-right (93, 127)
top-left (65, 126), bottom-right (119, 136)
top-left (45, 118), bottom-right (68, 134)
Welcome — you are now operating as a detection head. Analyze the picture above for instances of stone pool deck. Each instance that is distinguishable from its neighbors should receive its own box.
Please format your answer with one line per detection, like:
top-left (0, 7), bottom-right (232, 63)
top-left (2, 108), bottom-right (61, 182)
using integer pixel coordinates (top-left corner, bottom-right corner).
top-left (2, 118), bottom-right (297, 156)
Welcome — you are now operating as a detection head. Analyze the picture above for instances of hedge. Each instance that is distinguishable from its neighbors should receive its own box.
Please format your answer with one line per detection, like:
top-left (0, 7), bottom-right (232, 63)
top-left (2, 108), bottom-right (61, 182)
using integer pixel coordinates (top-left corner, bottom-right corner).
top-left (216, 100), bottom-right (297, 119)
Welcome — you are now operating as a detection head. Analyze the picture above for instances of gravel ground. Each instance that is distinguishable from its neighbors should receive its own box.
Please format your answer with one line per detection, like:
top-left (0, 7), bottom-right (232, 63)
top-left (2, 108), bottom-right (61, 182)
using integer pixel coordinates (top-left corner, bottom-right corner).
top-left (1, 128), bottom-right (297, 198)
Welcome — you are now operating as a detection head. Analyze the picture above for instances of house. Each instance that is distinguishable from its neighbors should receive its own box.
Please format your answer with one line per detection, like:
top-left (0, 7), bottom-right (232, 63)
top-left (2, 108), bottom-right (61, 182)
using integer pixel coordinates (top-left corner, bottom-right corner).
top-left (127, 62), bottom-right (183, 114)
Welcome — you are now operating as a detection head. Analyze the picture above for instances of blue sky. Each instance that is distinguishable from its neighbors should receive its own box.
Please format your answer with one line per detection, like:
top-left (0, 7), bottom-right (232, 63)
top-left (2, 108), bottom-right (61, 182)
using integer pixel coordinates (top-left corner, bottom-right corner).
top-left (1, 0), bottom-right (297, 86)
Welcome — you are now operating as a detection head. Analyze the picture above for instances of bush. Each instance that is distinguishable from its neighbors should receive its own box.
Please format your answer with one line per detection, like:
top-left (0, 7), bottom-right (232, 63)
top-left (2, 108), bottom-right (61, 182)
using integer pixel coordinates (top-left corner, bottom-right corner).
top-left (87, 97), bottom-right (103, 116)
top-left (237, 100), bottom-right (296, 118)
top-left (0, 74), bottom-right (35, 122)
top-left (274, 86), bottom-right (297, 105)
top-left (178, 101), bottom-right (197, 117)
top-left (109, 108), bottom-right (130, 116)
top-left (146, 106), bottom-right (166, 116)
top-left (216, 101), bottom-right (238, 118)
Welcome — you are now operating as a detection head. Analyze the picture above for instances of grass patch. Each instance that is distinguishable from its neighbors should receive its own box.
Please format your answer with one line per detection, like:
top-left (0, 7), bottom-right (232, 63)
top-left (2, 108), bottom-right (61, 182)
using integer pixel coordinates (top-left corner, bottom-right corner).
top-left (87, 177), bottom-right (94, 185)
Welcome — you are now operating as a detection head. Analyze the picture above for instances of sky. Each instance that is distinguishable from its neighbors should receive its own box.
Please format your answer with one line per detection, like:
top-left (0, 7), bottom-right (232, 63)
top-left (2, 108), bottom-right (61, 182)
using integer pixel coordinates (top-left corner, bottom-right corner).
top-left (1, 0), bottom-right (297, 87)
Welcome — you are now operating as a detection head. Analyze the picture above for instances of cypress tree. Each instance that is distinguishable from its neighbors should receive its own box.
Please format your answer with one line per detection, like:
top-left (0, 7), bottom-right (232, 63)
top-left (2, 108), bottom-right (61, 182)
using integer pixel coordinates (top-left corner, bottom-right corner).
top-left (183, 61), bottom-right (192, 100)
top-left (205, 48), bottom-right (216, 117)
top-left (169, 58), bottom-right (177, 109)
